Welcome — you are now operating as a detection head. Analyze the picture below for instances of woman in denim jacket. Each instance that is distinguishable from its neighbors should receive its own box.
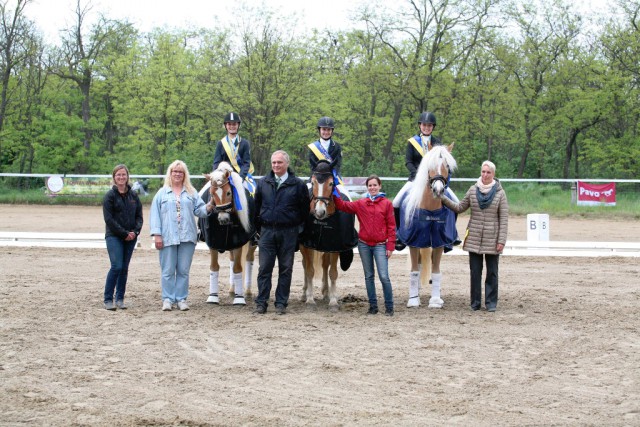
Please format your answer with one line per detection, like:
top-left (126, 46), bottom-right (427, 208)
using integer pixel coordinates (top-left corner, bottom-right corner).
top-left (150, 160), bottom-right (212, 311)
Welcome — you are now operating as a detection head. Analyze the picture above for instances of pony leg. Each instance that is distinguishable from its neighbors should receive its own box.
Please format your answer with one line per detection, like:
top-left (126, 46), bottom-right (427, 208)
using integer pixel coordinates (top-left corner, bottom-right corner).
top-left (428, 248), bottom-right (444, 308)
top-left (300, 247), bottom-right (316, 307)
top-left (232, 271), bottom-right (246, 305)
top-left (228, 251), bottom-right (235, 296)
top-left (327, 253), bottom-right (340, 312)
top-left (207, 249), bottom-right (220, 303)
top-left (407, 247), bottom-right (421, 308)
top-left (321, 253), bottom-right (330, 301)
top-left (244, 243), bottom-right (257, 297)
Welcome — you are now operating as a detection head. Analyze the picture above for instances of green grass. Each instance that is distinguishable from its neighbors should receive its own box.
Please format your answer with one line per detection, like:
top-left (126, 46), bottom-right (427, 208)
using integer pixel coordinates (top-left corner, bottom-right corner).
top-left (1, 182), bottom-right (638, 219)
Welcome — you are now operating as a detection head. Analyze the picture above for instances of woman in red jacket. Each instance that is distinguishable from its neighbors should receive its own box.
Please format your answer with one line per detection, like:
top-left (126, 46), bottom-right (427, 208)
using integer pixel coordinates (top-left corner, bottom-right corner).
top-left (333, 175), bottom-right (396, 316)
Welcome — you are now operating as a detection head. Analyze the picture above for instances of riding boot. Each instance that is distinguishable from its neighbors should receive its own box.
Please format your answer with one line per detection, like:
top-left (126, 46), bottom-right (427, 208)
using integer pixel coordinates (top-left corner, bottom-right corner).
top-left (244, 261), bottom-right (254, 295)
top-left (232, 272), bottom-right (246, 305)
top-left (428, 272), bottom-right (444, 308)
top-left (394, 207), bottom-right (406, 251)
top-left (207, 271), bottom-right (219, 304)
top-left (407, 271), bottom-right (421, 308)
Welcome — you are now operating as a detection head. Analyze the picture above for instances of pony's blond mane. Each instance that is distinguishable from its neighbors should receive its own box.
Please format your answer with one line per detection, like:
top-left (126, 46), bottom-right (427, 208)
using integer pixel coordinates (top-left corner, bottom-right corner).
top-left (403, 145), bottom-right (457, 226)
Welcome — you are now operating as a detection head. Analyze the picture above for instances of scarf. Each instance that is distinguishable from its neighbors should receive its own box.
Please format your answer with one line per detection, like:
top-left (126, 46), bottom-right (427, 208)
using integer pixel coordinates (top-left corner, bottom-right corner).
top-left (475, 178), bottom-right (497, 209)
top-left (368, 192), bottom-right (386, 202)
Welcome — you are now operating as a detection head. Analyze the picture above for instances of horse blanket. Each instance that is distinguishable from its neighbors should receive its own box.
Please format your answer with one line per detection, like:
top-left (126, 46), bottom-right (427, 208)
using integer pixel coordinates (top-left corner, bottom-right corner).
top-left (199, 189), bottom-right (256, 252)
top-left (300, 191), bottom-right (358, 253)
top-left (397, 204), bottom-right (457, 249)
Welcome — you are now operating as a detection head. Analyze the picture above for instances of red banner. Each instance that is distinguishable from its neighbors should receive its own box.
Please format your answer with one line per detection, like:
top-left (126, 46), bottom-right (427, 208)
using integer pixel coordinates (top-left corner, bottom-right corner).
top-left (577, 181), bottom-right (616, 206)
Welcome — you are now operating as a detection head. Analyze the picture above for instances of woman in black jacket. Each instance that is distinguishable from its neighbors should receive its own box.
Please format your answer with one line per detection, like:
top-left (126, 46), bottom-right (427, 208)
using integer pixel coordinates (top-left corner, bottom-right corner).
top-left (103, 164), bottom-right (143, 310)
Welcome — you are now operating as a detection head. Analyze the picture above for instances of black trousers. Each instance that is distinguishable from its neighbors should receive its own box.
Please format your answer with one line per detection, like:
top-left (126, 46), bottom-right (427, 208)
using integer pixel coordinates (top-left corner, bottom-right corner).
top-left (468, 252), bottom-right (499, 309)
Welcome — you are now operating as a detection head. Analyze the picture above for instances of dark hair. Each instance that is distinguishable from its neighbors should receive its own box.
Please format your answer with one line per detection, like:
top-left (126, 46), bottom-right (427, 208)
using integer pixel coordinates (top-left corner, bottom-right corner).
top-left (111, 164), bottom-right (129, 183)
top-left (365, 174), bottom-right (381, 187)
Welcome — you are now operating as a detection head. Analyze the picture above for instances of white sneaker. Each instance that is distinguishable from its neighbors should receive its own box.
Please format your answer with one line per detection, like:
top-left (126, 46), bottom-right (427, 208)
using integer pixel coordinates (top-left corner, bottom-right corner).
top-left (162, 299), bottom-right (172, 311)
top-left (177, 300), bottom-right (189, 311)
top-left (206, 293), bottom-right (219, 304)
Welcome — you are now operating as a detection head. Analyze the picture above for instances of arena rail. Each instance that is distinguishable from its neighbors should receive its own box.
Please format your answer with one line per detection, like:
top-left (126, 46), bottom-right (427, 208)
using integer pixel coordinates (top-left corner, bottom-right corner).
top-left (1, 231), bottom-right (639, 257)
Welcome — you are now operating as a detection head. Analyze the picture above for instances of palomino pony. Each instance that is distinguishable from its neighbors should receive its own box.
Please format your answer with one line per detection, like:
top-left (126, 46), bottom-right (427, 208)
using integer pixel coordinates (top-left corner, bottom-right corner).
top-left (397, 145), bottom-right (457, 309)
top-left (299, 160), bottom-right (358, 312)
top-left (199, 162), bottom-right (257, 306)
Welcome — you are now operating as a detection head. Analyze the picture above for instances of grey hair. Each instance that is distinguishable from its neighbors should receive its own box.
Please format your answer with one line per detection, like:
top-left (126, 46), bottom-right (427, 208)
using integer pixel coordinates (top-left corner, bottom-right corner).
top-left (272, 150), bottom-right (290, 165)
top-left (482, 160), bottom-right (496, 174)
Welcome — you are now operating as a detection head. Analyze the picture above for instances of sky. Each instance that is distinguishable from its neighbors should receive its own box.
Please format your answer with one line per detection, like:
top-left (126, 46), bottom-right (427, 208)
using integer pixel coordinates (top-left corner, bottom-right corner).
top-left (24, 0), bottom-right (362, 43)
top-left (23, 0), bottom-right (619, 44)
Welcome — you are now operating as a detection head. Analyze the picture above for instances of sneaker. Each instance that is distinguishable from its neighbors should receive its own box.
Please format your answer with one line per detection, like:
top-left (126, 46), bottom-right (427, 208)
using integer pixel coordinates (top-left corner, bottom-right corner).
top-left (385, 308), bottom-right (394, 317)
top-left (104, 301), bottom-right (116, 311)
top-left (162, 299), bottom-right (172, 311)
top-left (177, 300), bottom-right (189, 311)
top-left (253, 305), bottom-right (266, 315)
top-left (367, 306), bottom-right (379, 315)
top-left (115, 300), bottom-right (127, 309)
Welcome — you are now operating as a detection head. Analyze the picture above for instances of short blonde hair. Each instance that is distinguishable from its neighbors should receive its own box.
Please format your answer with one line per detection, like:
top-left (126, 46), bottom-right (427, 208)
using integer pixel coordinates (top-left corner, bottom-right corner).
top-left (481, 160), bottom-right (496, 174)
top-left (163, 160), bottom-right (197, 194)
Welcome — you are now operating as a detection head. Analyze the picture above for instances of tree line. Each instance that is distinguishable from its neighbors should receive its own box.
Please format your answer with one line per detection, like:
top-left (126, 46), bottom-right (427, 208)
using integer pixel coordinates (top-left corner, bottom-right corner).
top-left (1, 0), bottom-right (638, 181)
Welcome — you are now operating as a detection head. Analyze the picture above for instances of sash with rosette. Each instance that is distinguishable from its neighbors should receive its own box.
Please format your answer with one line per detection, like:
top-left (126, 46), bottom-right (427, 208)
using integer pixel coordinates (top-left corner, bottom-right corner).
top-left (408, 135), bottom-right (431, 157)
top-left (221, 136), bottom-right (256, 195)
top-left (308, 140), bottom-right (343, 197)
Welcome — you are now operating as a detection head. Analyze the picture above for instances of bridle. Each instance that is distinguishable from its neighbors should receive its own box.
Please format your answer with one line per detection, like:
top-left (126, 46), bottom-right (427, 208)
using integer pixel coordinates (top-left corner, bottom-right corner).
top-left (209, 177), bottom-right (233, 213)
top-left (311, 171), bottom-right (334, 211)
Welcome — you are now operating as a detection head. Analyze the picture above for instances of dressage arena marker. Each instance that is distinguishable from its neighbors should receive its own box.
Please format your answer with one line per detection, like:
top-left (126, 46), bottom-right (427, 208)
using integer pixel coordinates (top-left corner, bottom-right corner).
top-left (527, 213), bottom-right (550, 241)
top-left (1, 232), bottom-right (639, 257)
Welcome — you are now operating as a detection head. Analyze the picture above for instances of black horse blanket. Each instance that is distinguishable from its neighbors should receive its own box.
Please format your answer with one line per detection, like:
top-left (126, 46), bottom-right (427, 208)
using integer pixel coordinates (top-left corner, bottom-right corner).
top-left (198, 189), bottom-right (256, 252)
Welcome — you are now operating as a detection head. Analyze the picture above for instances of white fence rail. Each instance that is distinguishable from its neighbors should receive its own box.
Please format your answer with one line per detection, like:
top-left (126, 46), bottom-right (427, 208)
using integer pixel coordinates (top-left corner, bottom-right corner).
top-left (2, 231), bottom-right (639, 257)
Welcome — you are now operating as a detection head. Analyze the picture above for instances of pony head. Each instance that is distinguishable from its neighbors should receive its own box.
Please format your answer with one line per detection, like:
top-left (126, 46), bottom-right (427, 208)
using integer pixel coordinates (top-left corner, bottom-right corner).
top-left (403, 144), bottom-right (456, 226)
top-left (204, 162), bottom-right (251, 232)
top-left (310, 160), bottom-right (335, 220)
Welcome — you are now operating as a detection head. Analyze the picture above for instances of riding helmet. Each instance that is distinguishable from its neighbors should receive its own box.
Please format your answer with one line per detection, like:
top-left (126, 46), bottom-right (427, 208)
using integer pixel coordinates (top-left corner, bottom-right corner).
top-left (224, 112), bottom-right (241, 124)
top-left (317, 116), bottom-right (335, 129)
top-left (418, 111), bottom-right (436, 126)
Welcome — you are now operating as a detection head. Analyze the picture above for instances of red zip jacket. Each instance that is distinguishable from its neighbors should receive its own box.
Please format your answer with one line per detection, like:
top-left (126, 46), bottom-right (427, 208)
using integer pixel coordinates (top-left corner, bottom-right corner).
top-left (333, 195), bottom-right (396, 251)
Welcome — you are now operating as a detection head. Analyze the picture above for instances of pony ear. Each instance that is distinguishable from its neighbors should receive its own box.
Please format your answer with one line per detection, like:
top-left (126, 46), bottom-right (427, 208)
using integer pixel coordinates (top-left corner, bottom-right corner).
top-left (447, 142), bottom-right (455, 152)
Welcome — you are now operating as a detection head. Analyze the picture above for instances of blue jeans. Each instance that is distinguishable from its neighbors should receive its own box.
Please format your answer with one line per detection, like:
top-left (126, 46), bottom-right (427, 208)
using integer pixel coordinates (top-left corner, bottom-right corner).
top-left (104, 236), bottom-right (137, 303)
top-left (256, 227), bottom-right (298, 309)
top-left (358, 241), bottom-right (393, 310)
top-left (159, 242), bottom-right (196, 303)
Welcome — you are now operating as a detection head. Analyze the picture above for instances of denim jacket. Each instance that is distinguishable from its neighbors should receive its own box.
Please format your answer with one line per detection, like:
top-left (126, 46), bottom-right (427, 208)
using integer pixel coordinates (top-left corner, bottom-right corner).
top-left (150, 187), bottom-right (209, 246)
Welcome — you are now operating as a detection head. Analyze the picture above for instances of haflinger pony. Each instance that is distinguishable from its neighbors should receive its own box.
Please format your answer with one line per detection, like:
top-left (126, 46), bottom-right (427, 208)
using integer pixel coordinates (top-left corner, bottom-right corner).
top-left (299, 160), bottom-right (358, 312)
top-left (397, 144), bottom-right (457, 309)
top-left (198, 162), bottom-right (257, 306)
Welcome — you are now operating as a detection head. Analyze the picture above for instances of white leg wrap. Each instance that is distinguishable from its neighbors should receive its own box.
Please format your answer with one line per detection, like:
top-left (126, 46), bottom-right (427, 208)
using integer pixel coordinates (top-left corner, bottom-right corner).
top-left (407, 271), bottom-right (421, 308)
top-left (229, 261), bottom-right (235, 285)
top-left (428, 273), bottom-right (444, 308)
top-left (244, 261), bottom-right (254, 288)
top-left (232, 272), bottom-right (246, 305)
top-left (207, 271), bottom-right (219, 304)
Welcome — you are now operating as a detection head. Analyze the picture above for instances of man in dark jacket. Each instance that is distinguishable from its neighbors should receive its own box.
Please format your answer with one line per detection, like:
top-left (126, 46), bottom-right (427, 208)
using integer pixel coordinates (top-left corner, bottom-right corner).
top-left (253, 150), bottom-right (310, 315)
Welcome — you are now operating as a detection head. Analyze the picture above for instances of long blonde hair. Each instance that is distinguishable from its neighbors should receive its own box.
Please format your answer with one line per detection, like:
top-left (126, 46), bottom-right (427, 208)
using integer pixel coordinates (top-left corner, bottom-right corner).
top-left (163, 160), bottom-right (197, 195)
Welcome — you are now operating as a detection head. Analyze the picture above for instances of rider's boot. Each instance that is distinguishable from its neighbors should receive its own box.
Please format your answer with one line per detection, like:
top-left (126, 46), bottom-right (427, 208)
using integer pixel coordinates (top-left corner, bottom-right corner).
top-left (232, 272), bottom-right (246, 305)
top-left (428, 272), bottom-right (444, 308)
top-left (407, 271), bottom-right (421, 308)
top-left (207, 271), bottom-right (219, 304)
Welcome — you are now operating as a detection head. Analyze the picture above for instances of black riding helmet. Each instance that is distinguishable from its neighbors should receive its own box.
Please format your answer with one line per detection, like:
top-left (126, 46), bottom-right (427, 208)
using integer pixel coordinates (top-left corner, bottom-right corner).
top-left (224, 112), bottom-right (241, 124)
top-left (418, 111), bottom-right (436, 126)
top-left (317, 116), bottom-right (335, 129)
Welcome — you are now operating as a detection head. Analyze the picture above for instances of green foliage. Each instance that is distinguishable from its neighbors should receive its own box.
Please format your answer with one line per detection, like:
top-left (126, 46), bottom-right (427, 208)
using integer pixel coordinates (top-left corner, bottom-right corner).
top-left (0, 0), bottom-right (639, 185)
